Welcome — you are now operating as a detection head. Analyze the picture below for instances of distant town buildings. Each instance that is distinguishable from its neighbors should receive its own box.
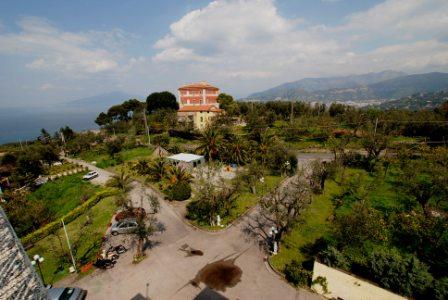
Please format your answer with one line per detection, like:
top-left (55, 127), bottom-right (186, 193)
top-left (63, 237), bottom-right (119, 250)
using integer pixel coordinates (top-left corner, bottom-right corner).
top-left (177, 81), bottom-right (222, 130)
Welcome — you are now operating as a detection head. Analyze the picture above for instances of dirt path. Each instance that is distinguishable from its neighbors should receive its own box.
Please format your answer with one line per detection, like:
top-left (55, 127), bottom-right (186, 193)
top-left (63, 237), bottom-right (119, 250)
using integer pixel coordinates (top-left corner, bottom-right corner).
top-left (59, 157), bottom-right (324, 300)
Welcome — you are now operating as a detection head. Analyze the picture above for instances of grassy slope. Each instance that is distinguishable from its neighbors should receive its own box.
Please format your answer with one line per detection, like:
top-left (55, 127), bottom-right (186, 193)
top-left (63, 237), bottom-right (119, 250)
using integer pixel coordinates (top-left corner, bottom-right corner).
top-left (28, 174), bottom-right (100, 219)
top-left (270, 179), bottom-right (340, 271)
top-left (271, 168), bottom-right (398, 272)
top-left (79, 147), bottom-right (153, 168)
top-left (27, 195), bottom-right (116, 284)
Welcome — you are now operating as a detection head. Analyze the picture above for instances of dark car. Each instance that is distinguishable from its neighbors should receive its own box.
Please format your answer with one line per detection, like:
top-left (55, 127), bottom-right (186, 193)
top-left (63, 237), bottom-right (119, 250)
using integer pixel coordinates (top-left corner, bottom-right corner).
top-left (47, 287), bottom-right (87, 300)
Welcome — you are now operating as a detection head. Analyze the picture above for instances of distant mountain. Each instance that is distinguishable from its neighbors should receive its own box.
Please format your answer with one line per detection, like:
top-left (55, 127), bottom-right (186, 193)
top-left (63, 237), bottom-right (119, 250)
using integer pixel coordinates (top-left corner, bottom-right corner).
top-left (368, 72), bottom-right (448, 99)
top-left (246, 71), bottom-right (448, 102)
top-left (247, 70), bottom-right (405, 100)
top-left (65, 91), bottom-right (140, 112)
top-left (378, 90), bottom-right (448, 110)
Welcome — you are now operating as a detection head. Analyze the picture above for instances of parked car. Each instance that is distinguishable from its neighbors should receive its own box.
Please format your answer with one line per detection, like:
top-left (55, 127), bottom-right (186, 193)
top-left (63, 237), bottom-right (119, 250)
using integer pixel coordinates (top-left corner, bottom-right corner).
top-left (47, 287), bottom-right (87, 300)
top-left (115, 207), bottom-right (146, 222)
top-left (83, 171), bottom-right (98, 180)
top-left (110, 218), bottom-right (138, 235)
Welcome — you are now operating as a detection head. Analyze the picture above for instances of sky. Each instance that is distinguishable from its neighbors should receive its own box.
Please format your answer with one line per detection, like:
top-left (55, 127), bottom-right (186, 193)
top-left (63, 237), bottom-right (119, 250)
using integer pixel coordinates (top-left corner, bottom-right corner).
top-left (0, 0), bottom-right (447, 107)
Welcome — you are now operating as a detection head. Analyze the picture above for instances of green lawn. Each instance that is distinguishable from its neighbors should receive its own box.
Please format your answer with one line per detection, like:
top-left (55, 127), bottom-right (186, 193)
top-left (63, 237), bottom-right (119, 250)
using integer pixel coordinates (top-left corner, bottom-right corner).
top-left (79, 146), bottom-right (153, 169)
top-left (27, 195), bottom-right (116, 284)
top-left (28, 174), bottom-right (100, 219)
top-left (286, 140), bottom-right (325, 150)
top-left (270, 179), bottom-right (341, 271)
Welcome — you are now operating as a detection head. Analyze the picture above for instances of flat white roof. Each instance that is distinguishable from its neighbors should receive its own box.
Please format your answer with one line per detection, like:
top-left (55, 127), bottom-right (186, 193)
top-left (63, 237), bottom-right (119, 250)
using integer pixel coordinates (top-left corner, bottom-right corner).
top-left (167, 153), bottom-right (204, 163)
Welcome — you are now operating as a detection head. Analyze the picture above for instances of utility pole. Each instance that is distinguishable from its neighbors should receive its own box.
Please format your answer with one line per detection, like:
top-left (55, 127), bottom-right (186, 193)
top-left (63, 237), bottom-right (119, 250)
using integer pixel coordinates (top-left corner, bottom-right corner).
top-left (374, 117), bottom-right (378, 138)
top-left (143, 108), bottom-right (151, 147)
top-left (290, 101), bottom-right (294, 124)
top-left (62, 219), bottom-right (77, 273)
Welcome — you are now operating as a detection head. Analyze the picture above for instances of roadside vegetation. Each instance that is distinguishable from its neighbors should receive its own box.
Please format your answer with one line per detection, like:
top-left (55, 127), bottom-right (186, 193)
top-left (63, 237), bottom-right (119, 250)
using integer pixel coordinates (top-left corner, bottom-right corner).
top-left (27, 194), bottom-right (117, 284)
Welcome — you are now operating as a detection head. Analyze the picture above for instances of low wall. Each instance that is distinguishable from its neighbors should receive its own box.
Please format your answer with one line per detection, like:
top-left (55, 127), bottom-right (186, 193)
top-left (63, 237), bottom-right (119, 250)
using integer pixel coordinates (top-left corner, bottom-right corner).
top-left (312, 261), bottom-right (406, 300)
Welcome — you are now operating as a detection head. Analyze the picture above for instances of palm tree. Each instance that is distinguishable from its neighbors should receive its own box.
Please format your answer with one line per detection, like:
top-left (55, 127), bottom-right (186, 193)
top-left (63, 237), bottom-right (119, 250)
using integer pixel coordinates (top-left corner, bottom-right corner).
top-left (133, 159), bottom-right (150, 176)
top-left (225, 135), bottom-right (248, 165)
top-left (134, 214), bottom-right (155, 259)
top-left (256, 129), bottom-right (273, 166)
top-left (107, 170), bottom-right (132, 193)
top-left (166, 165), bottom-right (193, 185)
top-left (147, 159), bottom-right (168, 181)
top-left (196, 127), bottom-right (222, 161)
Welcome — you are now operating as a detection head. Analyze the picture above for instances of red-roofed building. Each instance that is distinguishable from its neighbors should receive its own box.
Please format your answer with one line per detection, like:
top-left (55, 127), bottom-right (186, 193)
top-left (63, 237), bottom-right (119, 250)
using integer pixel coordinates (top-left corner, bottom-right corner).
top-left (177, 81), bottom-right (221, 130)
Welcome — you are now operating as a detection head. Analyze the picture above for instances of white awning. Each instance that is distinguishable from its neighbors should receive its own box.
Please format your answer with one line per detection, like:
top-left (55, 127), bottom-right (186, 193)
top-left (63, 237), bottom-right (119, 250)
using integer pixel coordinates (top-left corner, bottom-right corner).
top-left (167, 153), bottom-right (204, 163)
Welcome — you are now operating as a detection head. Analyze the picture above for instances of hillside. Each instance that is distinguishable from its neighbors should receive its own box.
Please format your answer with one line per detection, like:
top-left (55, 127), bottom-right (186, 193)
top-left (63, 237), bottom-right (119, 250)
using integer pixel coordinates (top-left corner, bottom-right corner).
top-left (65, 91), bottom-right (139, 111)
top-left (378, 90), bottom-right (448, 110)
top-left (247, 71), bottom-right (448, 102)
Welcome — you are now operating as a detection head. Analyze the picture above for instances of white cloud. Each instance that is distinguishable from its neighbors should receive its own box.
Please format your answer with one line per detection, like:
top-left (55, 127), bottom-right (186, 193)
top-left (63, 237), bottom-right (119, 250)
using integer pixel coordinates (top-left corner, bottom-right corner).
top-left (39, 83), bottom-right (54, 91)
top-left (0, 16), bottom-right (131, 75)
top-left (152, 0), bottom-right (448, 91)
top-left (337, 0), bottom-right (448, 40)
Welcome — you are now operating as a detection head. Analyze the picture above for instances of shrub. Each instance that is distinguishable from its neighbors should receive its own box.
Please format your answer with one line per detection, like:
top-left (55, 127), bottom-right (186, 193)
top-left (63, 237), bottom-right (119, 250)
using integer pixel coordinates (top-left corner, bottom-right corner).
top-left (368, 247), bottom-right (433, 297)
top-left (186, 200), bottom-right (204, 221)
top-left (320, 246), bottom-right (350, 270)
top-left (284, 260), bottom-right (312, 287)
top-left (165, 182), bottom-right (191, 201)
top-left (267, 144), bottom-right (296, 175)
top-left (312, 276), bottom-right (329, 294)
top-left (342, 150), bottom-right (365, 168)
top-left (21, 188), bottom-right (117, 245)
top-left (152, 133), bottom-right (170, 148)
top-left (433, 277), bottom-right (448, 300)
top-left (168, 129), bottom-right (200, 140)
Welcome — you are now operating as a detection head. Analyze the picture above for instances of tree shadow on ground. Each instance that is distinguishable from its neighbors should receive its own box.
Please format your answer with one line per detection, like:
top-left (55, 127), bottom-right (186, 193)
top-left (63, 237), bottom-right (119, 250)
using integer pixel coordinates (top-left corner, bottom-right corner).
top-left (240, 213), bottom-right (273, 252)
top-left (194, 287), bottom-right (228, 300)
top-left (143, 240), bottom-right (161, 252)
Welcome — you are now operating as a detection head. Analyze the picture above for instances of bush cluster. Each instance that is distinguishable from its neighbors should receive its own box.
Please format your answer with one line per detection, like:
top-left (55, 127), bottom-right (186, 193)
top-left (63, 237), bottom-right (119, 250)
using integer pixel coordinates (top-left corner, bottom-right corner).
top-left (165, 182), bottom-right (192, 201)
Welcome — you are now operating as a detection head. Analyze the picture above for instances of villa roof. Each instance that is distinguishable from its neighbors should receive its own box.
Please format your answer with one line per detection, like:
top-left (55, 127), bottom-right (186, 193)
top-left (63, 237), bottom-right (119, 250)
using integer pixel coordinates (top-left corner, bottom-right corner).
top-left (178, 81), bottom-right (219, 91)
top-left (178, 105), bottom-right (222, 112)
top-left (167, 153), bottom-right (204, 163)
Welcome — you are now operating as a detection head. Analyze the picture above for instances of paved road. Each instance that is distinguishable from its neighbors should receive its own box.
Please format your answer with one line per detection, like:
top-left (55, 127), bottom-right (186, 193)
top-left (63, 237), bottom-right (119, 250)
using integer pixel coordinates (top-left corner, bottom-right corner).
top-left (60, 158), bottom-right (323, 300)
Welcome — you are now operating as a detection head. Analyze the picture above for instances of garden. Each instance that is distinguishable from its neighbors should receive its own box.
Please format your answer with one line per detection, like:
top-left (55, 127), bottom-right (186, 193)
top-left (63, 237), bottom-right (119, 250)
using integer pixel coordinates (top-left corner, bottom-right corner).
top-left (272, 145), bottom-right (448, 299)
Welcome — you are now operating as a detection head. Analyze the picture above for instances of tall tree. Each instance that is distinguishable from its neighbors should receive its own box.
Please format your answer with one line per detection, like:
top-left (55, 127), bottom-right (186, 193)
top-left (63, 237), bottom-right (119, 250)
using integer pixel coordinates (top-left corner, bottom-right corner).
top-left (105, 138), bottom-right (123, 159)
top-left (217, 93), bottom-right (238, 115)
top-left (95, 112), bottom-right (112, 127)
top-left (146, 91), bottom-right (178, 112)
top-left (223, 135), bottom-right (248, 165)
top-left (196, 127), bottom-right (222, 161)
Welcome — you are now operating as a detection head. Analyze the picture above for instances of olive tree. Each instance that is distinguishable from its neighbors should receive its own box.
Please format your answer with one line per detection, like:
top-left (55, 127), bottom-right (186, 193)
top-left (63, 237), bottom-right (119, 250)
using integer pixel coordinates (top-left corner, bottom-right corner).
top-left (259, 176), bottom-right (312, 248)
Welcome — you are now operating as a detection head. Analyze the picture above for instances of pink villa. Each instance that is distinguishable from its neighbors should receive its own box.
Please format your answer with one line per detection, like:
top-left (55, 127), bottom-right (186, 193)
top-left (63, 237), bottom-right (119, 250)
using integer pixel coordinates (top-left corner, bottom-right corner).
top-left (177, 81), bottom-right (222, 130)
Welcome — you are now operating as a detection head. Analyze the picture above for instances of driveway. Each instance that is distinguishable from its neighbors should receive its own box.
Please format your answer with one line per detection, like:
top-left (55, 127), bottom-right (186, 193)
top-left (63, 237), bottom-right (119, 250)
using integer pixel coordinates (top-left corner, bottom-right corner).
top-left (60, 158), bottom-right (322, 300)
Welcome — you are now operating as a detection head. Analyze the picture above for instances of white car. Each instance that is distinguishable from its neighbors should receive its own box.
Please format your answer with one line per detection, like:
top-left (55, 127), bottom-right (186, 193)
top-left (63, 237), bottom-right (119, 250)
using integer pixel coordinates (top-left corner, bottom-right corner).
top-left (83, 171), bottom-right (99, 180)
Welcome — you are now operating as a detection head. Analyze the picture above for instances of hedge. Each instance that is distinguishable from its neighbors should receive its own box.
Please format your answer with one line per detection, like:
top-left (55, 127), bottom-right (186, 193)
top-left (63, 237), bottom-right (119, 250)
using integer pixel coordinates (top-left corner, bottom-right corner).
top-left (165, 182), bottom-right (192, 201)
top-left (22, 188), bottom-right (117, 246)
